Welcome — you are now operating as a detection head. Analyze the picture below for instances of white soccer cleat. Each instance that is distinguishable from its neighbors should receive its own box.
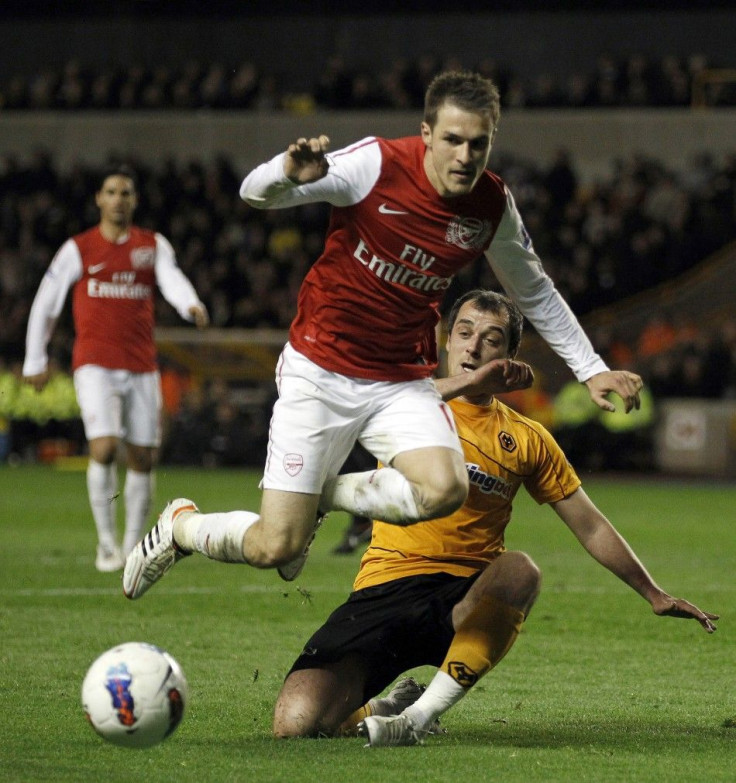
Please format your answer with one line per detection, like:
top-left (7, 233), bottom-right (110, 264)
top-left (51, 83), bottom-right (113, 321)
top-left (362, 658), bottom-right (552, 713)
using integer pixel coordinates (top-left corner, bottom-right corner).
top-left (95, 545), bottom-right (124, 573)
top-left (358, 713), bottom-right (426, 747)
top-left (277, 513), bottom-right (326, 582)
top-left (122, 498), bottom-right (197, 599)
top-left (368, 677), bottom-right (424, 716)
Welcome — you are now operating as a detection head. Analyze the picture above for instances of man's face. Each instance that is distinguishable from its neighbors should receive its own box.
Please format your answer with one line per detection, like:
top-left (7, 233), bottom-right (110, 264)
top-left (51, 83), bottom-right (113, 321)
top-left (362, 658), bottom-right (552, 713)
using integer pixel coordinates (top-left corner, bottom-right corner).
top-left (95, 175), bottom-right (137, 227)
top-left (421, 102), bottom-right (494, 198)
top-left (446, 301), bottom-right (510, 382)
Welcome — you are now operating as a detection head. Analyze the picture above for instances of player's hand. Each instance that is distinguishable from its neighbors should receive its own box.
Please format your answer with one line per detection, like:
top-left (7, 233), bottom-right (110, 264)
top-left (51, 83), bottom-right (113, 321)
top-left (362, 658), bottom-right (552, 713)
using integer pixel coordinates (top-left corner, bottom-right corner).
top-left (24, 371), bottom-right (49, 392)
top-left (465, 359), bottom-right (534, 396)
top-left (283, 135), bottom-right (331, 184)
top-left (651, 593), bottom-right (718, 633)
top-left (189, 303), bottom-right (209, 329)
top-left (585, 370), bottom-right (643, 413)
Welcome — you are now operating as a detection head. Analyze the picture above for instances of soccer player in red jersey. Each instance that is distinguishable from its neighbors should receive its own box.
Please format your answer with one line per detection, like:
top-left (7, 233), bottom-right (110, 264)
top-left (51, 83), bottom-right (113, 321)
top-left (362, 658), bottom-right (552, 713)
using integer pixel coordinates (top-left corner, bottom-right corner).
top-left (123, 71), bottom-right (642, 598)
top-left (24, 165), bottom-right (208, 572)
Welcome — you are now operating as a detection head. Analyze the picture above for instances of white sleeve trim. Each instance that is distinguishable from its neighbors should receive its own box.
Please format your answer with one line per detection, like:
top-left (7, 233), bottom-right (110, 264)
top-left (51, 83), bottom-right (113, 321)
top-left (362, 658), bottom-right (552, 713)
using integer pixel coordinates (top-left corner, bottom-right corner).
top-left (485, 189), bottom-right (608, 382)
top-left (23, 240), bottom-right (82, 377)
top-left (239, 137), bottom-right (381, 209)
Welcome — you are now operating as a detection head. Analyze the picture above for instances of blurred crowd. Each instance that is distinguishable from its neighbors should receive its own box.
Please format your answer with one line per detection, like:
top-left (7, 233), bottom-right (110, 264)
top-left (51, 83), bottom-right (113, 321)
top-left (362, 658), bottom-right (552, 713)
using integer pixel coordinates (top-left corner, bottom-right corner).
top-left (1, 51), bottom-right (735, 112)
top-left (3, 145), bottom-right (736, 361)
top-left (2, 139), bottom-right (736, 468)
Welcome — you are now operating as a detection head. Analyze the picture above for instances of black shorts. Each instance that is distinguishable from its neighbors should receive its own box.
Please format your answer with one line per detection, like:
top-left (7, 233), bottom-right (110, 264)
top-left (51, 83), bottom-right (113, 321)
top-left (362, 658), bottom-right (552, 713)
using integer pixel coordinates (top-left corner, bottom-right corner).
top-left (288, 571), bottom-right (479, 702)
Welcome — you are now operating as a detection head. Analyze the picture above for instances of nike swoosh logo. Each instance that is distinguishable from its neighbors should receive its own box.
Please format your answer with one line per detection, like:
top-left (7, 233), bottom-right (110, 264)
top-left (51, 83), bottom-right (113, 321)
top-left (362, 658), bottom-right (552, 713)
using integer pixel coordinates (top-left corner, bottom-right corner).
top-left (88, 263), bottom-right (107, 275)
top-left (378, 203), bottom-right (409, 215)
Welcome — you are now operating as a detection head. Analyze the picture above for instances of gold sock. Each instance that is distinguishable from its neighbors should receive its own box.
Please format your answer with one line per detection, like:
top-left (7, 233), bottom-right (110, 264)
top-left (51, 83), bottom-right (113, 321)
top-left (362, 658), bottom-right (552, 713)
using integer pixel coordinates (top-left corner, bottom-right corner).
top-left (440, 595), bottom-right (525, 687)
top-left (338, 703), bottom-right (374, 736)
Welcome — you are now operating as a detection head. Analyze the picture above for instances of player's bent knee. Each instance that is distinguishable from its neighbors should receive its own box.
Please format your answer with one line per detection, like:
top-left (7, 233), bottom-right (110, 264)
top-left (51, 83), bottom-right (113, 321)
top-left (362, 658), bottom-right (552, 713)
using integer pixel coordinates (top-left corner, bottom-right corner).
top-left (245, 526), bottom-right (308, 568)
top-left (273, 703), bottom-right (330, 738)
top-left (423, 481), bottom-right (468, 519)
top-left (273, 718), bottom-right (313, 739)
top-left (496, 550), bottom-right (542, 608)
top-left (412, 451), bottom-right (468, 519)
top-left (416, 467), bottom-right (468, 519)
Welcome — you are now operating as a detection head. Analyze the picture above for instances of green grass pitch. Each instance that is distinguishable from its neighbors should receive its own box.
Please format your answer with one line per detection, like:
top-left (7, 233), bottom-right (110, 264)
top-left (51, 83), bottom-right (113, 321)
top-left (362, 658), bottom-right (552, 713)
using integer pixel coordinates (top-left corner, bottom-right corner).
top-left (0, 464), bottom-right (732, 782)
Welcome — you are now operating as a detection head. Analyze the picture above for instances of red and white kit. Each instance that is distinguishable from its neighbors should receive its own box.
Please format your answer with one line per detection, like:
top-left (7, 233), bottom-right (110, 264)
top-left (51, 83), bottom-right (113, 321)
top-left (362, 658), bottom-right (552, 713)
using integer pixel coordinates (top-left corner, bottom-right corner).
top-left (24, 226), bottom-right (201, 442)
top-left (241, 135), bottom-right (607, 384)
top-left (240, 136), bottom-right (608, 492)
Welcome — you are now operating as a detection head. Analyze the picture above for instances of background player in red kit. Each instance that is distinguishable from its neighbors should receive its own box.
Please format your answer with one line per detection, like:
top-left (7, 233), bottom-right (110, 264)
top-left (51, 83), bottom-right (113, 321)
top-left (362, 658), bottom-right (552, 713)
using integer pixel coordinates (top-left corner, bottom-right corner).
top-left (24, 165), bottom-right (208, 572)
top-left (123, 70), bottom-right (642, 598)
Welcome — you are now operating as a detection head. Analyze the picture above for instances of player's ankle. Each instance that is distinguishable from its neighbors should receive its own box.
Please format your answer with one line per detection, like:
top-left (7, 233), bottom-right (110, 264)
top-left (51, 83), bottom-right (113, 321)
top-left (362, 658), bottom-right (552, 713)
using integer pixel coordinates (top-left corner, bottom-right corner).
top-left (172, 513), bottom-right (198, 553)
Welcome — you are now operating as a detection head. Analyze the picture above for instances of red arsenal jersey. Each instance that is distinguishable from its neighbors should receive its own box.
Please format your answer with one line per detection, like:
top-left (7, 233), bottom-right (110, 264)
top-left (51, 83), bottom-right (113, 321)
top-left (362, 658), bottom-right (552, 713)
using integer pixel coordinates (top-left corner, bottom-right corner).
top-left (71, 226), bottom-right (158, 372)
top-left (288, 137), bottom-right (507, 381)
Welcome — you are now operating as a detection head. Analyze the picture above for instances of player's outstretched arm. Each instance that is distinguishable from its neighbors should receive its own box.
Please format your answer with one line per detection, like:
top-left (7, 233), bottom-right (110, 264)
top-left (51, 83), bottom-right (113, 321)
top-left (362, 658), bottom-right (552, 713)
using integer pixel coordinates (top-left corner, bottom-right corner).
top-left (283, 135), bottom-right (331, 184)
top-left (584, 369), bottom-right (643, 413)
top-left (436, 358), bottom-right (534, 402)
top-left (552, 488), bottom-right (718, 633)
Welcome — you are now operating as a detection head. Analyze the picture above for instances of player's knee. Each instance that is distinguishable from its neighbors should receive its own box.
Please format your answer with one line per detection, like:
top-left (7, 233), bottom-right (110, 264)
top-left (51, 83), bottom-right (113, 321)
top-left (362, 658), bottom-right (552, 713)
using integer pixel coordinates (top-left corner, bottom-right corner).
top-left (496, 551), bottom-right (542, 608)
top-left (272, 701), bottom-right (328, 738)
top-left (272, 712), bottom-right (313, 738)
top-left (252, 537), bottom-right (303, 568)
top-left (243, 522), bottom-right (305, 568)
top-left (126, 445), bottom-right (154, 472)
top-left (511, 551), bottom-right (541, 596)
top-left (415, 465), bottom-right (468, 519)
top-left (88, 437), bottom-right (118, 465)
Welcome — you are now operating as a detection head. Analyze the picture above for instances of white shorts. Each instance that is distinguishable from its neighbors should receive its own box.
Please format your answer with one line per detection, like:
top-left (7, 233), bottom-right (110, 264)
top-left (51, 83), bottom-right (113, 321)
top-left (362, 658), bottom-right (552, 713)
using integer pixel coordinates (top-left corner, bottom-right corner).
top-left (73, 365), bottom-right (162, 446)
top-left (263, 344), bottom-right (462, 494)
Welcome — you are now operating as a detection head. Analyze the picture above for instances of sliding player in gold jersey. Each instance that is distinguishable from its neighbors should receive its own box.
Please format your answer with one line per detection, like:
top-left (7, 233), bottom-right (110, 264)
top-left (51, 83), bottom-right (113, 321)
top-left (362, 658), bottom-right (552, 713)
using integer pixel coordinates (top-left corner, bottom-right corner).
top-left (273, 289), bottom-right (718, 746)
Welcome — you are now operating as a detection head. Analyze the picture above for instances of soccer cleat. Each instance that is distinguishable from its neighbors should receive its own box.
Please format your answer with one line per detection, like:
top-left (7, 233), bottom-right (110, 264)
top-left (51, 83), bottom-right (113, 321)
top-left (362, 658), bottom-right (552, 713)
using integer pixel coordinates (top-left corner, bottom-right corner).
top-left (368, 677), bottom-right (424, 716)
top-left (277, 513), bottom-right (326, 582)
top-left (122, 498), bottom-right (197, 599)
top-left (95, 545), bottom-right (125, 573)
top-left (358, 713), bottom-right (426, 747)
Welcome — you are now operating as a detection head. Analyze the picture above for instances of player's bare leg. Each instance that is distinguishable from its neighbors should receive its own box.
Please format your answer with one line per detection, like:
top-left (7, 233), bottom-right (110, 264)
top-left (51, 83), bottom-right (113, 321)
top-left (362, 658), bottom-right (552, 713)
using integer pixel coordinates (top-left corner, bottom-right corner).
top-left (245, 489), bottom-right (322, 567)
top-left (273, 654), bottom-right (369, 738)
top-left (361, 551), bottom-right (540, 746)
top-left (125, 446), bottom-right (467, 596)
top-left (124, 487), bottom-right (323, 598)
top-left (392, 446), bottom-right (468, 519)
top-left (321, 446), bottom-right (468, 525)
top-left (452, 550), bottom-right (541, 626)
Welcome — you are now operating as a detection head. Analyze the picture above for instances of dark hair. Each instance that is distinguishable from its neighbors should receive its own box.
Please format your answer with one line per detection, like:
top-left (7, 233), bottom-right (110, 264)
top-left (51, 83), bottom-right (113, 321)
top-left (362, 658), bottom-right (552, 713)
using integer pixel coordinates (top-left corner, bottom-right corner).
top-left (424, 70), bottom-right (501, 131)
top-left (447, 289), bottom-right (524, 359)
top-left (98, 163), bottom-right (138, 192)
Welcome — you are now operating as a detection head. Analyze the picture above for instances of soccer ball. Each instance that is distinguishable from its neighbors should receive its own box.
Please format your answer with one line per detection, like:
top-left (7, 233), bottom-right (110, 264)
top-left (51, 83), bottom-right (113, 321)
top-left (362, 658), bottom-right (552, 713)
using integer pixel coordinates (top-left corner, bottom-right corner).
top-left (81, 642), bottom-right (188, 748)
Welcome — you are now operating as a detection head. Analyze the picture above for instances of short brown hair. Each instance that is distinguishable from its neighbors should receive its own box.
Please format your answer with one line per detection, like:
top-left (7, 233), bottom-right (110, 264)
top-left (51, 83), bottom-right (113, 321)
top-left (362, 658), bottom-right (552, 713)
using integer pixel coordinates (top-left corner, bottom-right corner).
top-left (424, 70), bottom-right (501, 130)
top-left (98, 163), bottom-right (138, 193)
top-left (447, 289), bottom-right (524, 359)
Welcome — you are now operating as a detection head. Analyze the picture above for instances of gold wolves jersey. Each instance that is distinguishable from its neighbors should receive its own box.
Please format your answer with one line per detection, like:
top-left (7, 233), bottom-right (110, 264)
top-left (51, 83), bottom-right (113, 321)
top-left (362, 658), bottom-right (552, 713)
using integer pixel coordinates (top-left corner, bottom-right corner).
top-left (353, 396), bottom-right (581, 590)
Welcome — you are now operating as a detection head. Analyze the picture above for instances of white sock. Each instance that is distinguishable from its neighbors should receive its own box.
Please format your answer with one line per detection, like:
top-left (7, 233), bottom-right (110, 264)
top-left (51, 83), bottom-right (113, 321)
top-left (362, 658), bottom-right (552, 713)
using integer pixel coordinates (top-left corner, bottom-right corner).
top-left (403, 671), bottom-right (467, 730)
top-left (122, 469), bottom-right (153, 555)
top-left (321, 468), bottom-right (420, 524)
top-left (174, 511), bottom-right (259, 563)
top-left (87, 459), bottom-right (118, 551)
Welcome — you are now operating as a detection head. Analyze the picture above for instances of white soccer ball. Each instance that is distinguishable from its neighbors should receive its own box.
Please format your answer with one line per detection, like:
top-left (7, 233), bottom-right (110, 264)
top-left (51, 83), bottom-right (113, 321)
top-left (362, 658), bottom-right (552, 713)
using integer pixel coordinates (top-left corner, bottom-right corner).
top-left (81, 641), bottom-right (188, 748)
